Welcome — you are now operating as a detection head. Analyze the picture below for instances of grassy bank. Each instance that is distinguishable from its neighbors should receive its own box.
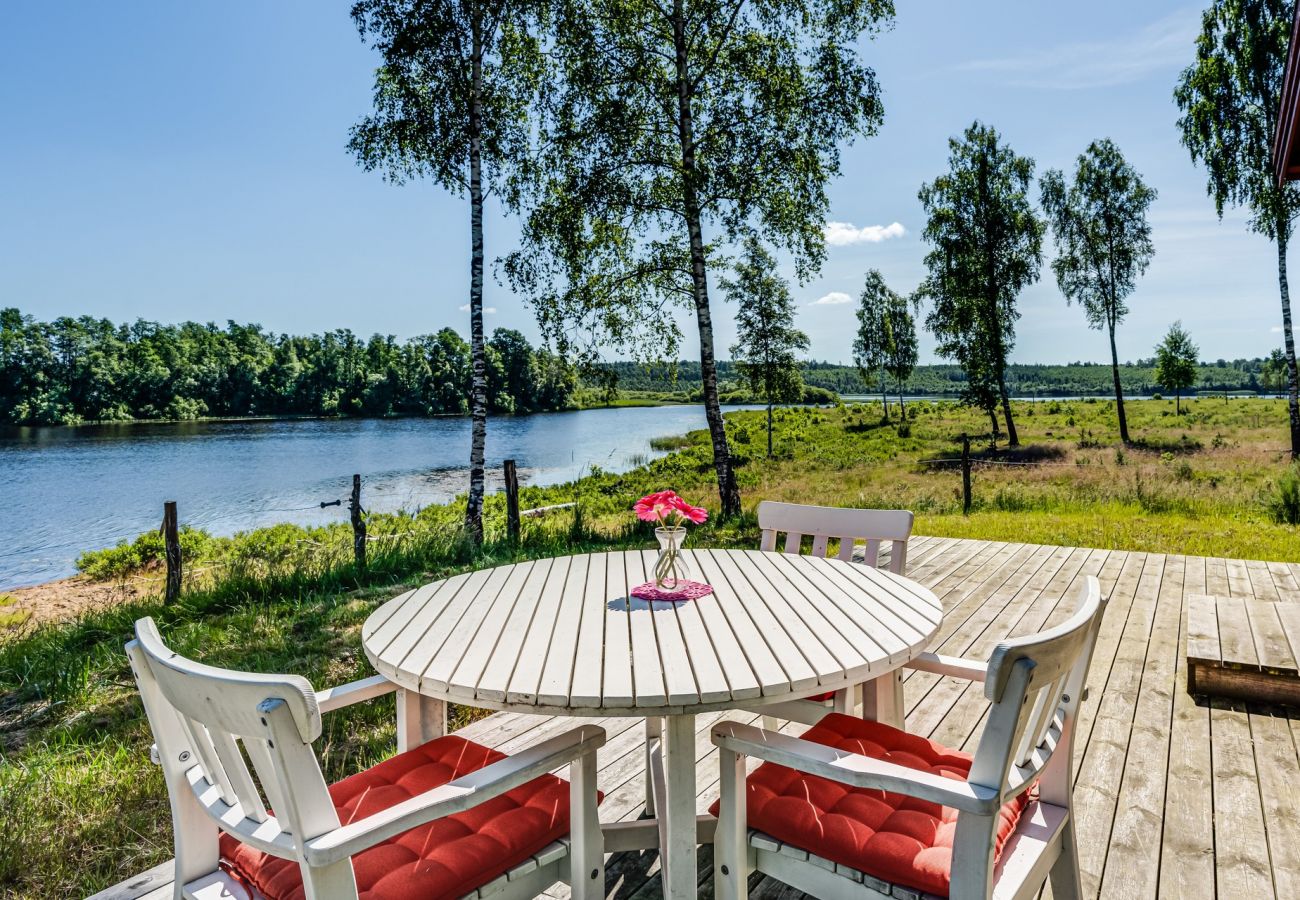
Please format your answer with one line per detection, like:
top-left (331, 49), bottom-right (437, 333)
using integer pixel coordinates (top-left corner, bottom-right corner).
top-left (3, 396), bottom-right (1299, 898)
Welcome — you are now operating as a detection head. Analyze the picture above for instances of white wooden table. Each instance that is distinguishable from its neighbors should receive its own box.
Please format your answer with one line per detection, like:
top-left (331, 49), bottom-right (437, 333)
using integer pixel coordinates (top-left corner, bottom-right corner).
top-left (361, 548), bottom-right (943, 900)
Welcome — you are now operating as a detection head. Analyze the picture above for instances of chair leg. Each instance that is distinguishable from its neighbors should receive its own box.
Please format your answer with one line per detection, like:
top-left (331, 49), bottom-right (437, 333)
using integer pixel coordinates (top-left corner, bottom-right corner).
top-left (570, 749), bottom-right (605, 900)
top-left (299, 858), bottom-right (358, 899)
top-left (862, 670), bottom-right (904, 728)
top-left (644, 716), bottom-right (660, 816)
top-left (1048, 818), bottom-right (1084, 900)
top-left (715, 745), bottom-right (749, 900)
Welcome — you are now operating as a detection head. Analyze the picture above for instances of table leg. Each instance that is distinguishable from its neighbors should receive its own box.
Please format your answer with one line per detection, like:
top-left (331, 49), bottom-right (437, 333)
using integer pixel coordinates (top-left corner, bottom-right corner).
top-left (862, 670), bottom-right (904, 728)
top-left (396, 689), bottom-right (446, 751)
top-left (661, 713), bottom-right (698, 899)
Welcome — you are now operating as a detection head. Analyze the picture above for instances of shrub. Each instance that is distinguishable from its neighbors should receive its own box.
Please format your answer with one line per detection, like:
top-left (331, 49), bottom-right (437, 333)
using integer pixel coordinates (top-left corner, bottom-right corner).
top-left (896, 423), bottom-right (911, 438)
top-left (1151, 392), bottom-right (1162, 401)
top-left (1268, 463), bottom-right (1300, 525)
top-left (76, 527), bottom-right (215, 580)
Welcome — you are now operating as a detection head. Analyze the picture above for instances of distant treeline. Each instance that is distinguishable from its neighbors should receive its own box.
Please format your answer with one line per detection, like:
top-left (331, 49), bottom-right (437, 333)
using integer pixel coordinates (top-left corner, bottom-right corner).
top-left (0, 308), bottom-right (578, 425)
top-left (604, 358), bottom-right (1283, 397)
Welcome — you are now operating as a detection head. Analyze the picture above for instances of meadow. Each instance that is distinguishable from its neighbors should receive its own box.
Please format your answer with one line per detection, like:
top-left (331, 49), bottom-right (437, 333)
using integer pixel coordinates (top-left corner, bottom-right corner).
top-left (2, 395), bottom-right (1299, 898)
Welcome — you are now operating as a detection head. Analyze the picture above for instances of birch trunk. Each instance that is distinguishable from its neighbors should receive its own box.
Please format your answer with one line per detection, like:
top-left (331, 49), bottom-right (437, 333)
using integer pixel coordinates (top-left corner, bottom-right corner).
top-left (1109, 319), bottom-right (1130, 444)
top-left (464, 19), bottom-right (488, 542)
top-left (672, 0), bottom-right (739, 517)
top-left (1278, 229), bottom-right (1300, 459)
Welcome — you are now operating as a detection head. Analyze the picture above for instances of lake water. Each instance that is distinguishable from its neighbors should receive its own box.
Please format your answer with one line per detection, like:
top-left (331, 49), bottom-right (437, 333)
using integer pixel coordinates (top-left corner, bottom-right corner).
top-left (3, 405), bottom-right (749, 589)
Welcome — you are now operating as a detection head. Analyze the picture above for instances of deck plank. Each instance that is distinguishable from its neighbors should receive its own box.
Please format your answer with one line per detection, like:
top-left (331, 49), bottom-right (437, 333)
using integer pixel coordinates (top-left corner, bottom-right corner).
top-left (1209, 701), bottom-right (1274, 896)
top-left (1098, 554), bottom-right (1183, 900)
top-left (1157, 555), bottom-right (1215, 900)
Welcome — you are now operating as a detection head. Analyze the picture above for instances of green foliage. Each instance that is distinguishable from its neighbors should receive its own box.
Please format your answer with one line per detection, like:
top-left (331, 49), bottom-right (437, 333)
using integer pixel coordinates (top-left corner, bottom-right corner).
top-left (76, 527), bottom-right (216, 580)
top-left (852, 270), bottom-right (917, 410)
top-left (594, 358), bottom-right (1280, 397)
top-left (1154, 321), bottom-right (1200, 409)
top-left (1040, 138), bottom-right (1156, 443)
top-left (1040, 140), bottom-right (1157, 333)
top-left (1269, 463), bottom-right (1300, 525)
top-left (918, 121), bottom-right (1044, 442)
top-left (0, 309), bottom-right (578, 425)
top-left (1174, 0), bottom-right (1300, 454)
top-left (725, 238), bottom-right (810, 410)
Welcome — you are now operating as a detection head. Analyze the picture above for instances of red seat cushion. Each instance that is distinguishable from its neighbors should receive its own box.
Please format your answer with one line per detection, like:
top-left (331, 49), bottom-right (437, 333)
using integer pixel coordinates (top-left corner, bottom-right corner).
top-left (708, 714), bottom-right (1031, 898)
top-left (220, 734), bottom-right (583, 900)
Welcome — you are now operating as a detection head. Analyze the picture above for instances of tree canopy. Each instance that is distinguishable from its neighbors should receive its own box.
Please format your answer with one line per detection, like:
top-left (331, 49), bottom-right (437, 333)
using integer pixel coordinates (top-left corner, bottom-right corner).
top-left (919, 121), bottom-right (1044, 446)
top-left (1155, 321), bottom-right (1200, 413)
top-left (853, 270), bottom-right (913, 417)
top-left (725, 238), bottom-right (809, 456)
top-left (505, 0), bottom-right (894, 516)
top-left (1040, 138), bottom-right (1156, 443)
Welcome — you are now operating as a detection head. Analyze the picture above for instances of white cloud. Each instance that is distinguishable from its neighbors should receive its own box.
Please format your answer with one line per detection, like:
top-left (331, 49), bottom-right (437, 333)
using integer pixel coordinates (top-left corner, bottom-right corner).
top-left (1271, 325), bottom-right (1284, 333)
top-left (810, 291), bottom-right (853, 306)
top-left (824, 221), bottom-right (907, 246)
top-left (458, 304), bottom-right (497, 314)
top-left (957, 8), bottom-right (1199, 90)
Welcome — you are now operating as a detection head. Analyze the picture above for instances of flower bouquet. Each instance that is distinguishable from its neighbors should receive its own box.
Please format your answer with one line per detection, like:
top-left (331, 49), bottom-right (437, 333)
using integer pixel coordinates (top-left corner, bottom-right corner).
top-left (634, 490), bottom-right (708, 591)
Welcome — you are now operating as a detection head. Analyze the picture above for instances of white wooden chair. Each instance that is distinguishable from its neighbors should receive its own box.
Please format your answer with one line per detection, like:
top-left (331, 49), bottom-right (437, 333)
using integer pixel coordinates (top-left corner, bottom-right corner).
top-left (643, 502), bottom-right (916, 817)
top-left (126, 616), bottom-right (606, 900)
top-left (755, 500), bottom-right (915, 728)
top-left (712, 575), bottom-right (1105, 900)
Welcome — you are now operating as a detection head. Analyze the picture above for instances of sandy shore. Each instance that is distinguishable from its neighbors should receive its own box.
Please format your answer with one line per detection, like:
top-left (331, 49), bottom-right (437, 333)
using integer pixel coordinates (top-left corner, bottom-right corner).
top-left (2, 575), bottom-right (157, 632)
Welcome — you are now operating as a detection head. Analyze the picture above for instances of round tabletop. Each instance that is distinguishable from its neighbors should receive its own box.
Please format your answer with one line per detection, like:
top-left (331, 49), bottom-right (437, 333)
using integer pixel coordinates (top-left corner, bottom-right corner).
top-left (361, 548), bottom-right (942, 717)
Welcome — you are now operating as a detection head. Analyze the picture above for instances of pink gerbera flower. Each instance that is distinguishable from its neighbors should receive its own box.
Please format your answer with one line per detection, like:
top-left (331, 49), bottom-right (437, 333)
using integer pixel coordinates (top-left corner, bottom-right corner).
top-left (634, 490), bottom-right (680, 523)
top-left (669, 494), bottom-right (708, 524)
top-left (634, 490), bottom-right (708, 526)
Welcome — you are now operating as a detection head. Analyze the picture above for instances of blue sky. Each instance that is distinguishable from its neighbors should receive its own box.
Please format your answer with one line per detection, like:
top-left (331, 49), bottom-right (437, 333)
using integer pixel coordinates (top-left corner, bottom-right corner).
top-left (0, 1), bottom-right (1289, 365)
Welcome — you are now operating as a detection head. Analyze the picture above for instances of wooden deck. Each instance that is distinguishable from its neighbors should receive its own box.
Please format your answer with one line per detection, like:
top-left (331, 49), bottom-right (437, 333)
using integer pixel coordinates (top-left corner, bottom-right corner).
top-left (95, 535), bottom-right (1300, 900)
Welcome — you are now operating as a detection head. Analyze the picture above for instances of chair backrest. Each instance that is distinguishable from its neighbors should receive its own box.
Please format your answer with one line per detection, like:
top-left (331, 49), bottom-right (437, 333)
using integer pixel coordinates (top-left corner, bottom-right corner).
top-left (757, 500), bottom-right (914, 574)
top-left (126, 617), bottom-right (341, 877)
top-left (968, 575), bottom-right (1106, 807)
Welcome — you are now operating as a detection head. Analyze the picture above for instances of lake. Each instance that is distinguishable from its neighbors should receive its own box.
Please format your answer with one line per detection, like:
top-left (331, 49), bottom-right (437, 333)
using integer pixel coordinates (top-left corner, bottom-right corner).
top-left (3, 405), bottom-right (748, 589)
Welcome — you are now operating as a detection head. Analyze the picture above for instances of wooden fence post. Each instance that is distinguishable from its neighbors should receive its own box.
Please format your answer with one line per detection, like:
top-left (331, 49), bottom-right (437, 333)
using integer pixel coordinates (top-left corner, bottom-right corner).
top-left (504, 459), bottom-right (521, 543)
top-left (350, 474), bottom-right (366, 570)
top-left (961, 434), bottom-right (972, 516)
top-left (162, 500), bottom-right (181, 604)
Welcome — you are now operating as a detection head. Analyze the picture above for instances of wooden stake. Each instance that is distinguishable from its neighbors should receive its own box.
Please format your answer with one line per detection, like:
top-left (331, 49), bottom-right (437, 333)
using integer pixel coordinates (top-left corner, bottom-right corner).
top-left (162, 501), bottom-right (181, 604)
top-left (504, 459), bottom-right (520, 543)
top-left (350, 474), bottom-right (366, 570)
top-left (961, 433), bottom-right (972, 516)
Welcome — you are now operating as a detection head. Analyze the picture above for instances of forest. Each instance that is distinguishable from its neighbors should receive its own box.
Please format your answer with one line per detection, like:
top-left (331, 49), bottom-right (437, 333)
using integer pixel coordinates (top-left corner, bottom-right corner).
top-left (606, 357), bottom-right (1284, 398)
top-left (0, 308), bottom-right (578, 425)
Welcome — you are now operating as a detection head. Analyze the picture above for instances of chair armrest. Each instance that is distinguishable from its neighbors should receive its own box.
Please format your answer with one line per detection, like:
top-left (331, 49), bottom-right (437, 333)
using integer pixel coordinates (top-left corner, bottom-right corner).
top-left (304, 724), bottom-right (607, 865)
top-left (315, 674), bottom-right (397, 713)
top-left (711, 721), bottom-right (999, 816)
top-left (903, 651), bottom-right (987, 682)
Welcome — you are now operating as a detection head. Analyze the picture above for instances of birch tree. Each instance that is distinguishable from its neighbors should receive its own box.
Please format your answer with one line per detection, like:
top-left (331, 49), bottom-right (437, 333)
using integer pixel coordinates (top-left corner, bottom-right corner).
top-left (1176, 0), bottom-right (1300, 457)
top-left (349, 0), bottom-right (543, 541)
top-left (1041, 139), bottom-right (1157, 444)
top-left (505, 0), bottom-right (894, 516)
top-left (725, 238), bottom-right (808, 457)
top-left (919, 121), bottom-right (1044, 447)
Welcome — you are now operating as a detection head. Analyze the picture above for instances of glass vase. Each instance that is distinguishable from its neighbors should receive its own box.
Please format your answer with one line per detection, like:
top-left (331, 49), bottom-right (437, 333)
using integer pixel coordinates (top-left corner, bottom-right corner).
top-left (654, 526), bottom-right (691, 589)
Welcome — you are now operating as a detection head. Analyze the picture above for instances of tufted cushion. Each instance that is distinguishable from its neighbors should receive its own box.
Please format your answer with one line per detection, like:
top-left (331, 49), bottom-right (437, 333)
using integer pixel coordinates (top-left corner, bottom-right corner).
top-left (709, 714), bottom-right (1031, 898)
top-left (220, 734), bottom-right (585, 900)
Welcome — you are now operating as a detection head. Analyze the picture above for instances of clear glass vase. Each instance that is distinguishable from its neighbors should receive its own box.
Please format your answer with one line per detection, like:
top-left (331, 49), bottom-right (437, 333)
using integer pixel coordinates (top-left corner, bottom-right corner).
top-left (654, 526), bottom-right (692, 589)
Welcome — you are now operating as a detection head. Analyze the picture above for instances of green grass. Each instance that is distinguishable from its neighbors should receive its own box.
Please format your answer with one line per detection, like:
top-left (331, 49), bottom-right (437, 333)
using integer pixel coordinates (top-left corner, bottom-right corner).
top-left (4, 395), bottom-right (1300, 898)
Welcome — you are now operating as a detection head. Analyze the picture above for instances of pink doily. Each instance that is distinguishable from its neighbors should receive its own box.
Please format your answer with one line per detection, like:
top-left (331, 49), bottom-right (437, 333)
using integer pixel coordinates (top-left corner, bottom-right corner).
top-left (629, 580), bottom-right (714, 602)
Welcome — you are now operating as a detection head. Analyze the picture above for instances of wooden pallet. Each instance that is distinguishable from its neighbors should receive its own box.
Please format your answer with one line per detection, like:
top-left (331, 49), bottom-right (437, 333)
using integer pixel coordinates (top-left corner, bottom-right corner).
top-left (1186, 594), bottom-right (1300, 706)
